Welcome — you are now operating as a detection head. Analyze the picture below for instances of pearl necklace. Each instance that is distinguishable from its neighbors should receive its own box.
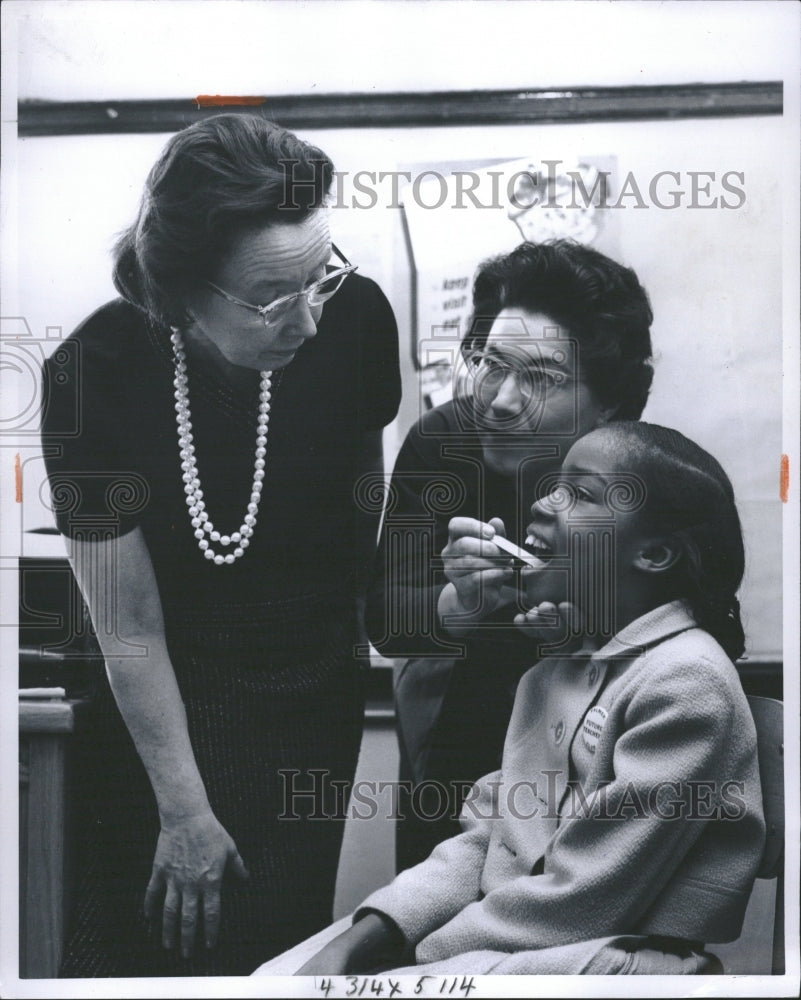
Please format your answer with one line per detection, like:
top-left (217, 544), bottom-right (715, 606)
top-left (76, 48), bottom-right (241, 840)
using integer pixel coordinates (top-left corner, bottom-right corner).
top-left (170, 328), bottom-right (272, 565)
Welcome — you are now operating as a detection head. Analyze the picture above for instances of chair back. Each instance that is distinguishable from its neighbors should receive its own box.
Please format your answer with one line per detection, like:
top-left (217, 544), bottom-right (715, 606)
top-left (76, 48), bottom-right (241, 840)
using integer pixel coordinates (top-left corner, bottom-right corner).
top-left (747, 695), bottom-right (784, 878)
top-left (746, 694), bottom-right (784, 975)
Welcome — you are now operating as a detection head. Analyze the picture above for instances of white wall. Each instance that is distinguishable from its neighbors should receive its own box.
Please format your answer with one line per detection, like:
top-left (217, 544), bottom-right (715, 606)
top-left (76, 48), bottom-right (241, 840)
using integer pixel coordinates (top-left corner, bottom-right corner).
top-left (10, 0), bottom-right (796, 100)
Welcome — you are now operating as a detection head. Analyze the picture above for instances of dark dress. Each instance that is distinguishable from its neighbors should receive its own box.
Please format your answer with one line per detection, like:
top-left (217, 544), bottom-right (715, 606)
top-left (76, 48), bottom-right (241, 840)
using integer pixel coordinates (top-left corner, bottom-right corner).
top-left (365, 398), bottom-right (547, 872)
top-left (41, 275), bottom-right (400, 977)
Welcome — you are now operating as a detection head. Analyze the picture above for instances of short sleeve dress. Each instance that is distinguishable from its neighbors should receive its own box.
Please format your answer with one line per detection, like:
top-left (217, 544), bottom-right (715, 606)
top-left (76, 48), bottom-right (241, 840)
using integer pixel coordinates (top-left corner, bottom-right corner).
top-left (41, 273), bottom-right (401, 977)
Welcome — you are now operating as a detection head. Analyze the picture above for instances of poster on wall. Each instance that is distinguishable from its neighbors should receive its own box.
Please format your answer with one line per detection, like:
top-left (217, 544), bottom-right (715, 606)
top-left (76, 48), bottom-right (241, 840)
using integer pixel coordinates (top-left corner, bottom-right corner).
top-left (401, 156), bottom-right (618, 407)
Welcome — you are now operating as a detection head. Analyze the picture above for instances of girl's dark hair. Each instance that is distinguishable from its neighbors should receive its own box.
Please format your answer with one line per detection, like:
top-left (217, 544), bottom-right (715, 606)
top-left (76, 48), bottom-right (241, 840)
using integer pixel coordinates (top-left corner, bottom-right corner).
top-left (605, 421), bottom-right (746, 661)
top-left (112, 113), bottom-right (334, 328)
top-left (462, 239), bottom-right (654, 420)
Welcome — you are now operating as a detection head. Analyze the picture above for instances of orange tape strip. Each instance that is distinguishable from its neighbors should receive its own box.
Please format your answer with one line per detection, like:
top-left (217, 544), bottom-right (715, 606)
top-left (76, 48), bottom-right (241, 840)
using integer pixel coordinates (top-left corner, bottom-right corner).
top-left (195, 95), bottom-right (267, 108)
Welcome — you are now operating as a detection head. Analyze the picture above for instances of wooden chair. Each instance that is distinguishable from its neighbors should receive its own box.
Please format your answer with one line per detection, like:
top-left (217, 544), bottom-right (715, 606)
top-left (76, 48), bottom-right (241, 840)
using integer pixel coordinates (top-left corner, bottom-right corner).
top-left (747, 695), bottom-right (785, 975)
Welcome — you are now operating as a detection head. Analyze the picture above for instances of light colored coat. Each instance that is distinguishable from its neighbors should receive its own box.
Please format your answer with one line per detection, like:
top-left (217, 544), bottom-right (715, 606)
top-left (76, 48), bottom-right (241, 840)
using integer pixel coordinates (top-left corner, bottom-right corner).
top-left (358, 602), bottom-right (765, 974)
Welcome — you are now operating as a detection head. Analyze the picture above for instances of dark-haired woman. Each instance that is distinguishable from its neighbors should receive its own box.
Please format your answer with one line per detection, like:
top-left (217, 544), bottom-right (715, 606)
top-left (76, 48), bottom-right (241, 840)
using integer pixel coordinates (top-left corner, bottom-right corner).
top-left (366, 239), bottom-right (655, 871)
top-left (41, 114), bottom-right (400, 977)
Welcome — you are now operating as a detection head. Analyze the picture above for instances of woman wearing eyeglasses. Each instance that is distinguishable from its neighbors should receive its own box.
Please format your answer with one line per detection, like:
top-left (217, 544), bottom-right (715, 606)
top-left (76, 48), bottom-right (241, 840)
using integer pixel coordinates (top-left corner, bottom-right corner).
top-left (366, 239), bottom-right (654, 873)
top-left (40, 114), bottom-right (400, 977)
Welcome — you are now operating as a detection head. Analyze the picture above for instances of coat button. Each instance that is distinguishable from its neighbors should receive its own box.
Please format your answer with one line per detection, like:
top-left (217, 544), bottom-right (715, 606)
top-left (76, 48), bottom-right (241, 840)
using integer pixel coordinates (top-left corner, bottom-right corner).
top-left (554, 719), bottom-right (565, 743)
top-left (588, 664), bottom-right (598, 686)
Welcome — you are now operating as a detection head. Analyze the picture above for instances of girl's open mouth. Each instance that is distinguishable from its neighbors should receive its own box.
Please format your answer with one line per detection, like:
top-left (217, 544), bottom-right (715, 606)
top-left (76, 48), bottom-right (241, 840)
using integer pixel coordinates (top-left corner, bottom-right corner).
top-left (525, 533), bottom-right (555, 562)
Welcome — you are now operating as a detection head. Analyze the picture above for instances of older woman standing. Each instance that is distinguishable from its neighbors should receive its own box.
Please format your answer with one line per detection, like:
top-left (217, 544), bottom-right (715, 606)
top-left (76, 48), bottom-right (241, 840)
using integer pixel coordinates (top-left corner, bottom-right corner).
top-left (41, 114), bottom-right (400, 977)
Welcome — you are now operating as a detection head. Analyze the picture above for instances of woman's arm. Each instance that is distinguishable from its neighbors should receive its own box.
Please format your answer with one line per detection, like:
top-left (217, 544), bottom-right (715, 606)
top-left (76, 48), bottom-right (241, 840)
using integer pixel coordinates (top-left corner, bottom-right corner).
top-left (67, 527), bottom-right (248, 956)
top-left (365, 425), bottom-right (451, 658)
top-left (354, 428), bottom-right (386, 651)
top-left (365, 423), bottom-right (517, 657)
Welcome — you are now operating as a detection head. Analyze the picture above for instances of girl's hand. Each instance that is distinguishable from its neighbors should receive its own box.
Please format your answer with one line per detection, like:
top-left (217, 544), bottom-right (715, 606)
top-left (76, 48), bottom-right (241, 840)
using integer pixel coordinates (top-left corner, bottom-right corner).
top-left (439, 517), bottom-right (518, 630)
top-left (144, 811), bottom-right (249, 957)
top-left (295, 913), bottom-right (405, 976)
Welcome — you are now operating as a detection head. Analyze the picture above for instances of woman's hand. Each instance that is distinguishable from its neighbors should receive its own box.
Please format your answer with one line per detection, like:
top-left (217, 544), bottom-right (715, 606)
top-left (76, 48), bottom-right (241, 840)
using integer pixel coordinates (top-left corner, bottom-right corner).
top-left (144, 810), bottom-right (249, 957)
top-left (438, 517), bottom-right (519, 634)
top-left (295, 912), bottom-right (405, 976)
top-left (514, 600), bottom-right (586, 654)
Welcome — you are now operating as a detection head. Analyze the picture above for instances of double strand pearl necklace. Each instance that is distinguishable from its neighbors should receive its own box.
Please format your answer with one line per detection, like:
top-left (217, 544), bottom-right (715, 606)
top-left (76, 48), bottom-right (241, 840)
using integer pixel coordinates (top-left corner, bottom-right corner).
top-left (170, 328), bottom-right (272, 566)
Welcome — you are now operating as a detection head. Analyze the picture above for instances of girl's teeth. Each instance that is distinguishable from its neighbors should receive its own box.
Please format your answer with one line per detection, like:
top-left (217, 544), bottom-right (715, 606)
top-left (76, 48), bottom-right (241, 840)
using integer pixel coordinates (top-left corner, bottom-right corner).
top-left (525, 534), bottom-right (552, 558)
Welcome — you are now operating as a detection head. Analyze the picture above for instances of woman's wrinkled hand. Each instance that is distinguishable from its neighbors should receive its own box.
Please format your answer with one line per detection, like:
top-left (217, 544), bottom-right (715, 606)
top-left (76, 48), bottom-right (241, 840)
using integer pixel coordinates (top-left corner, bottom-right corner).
top-left (144, 810), bottom-right (249, 957)
top-left (439, 517), bottom-right (519, 631)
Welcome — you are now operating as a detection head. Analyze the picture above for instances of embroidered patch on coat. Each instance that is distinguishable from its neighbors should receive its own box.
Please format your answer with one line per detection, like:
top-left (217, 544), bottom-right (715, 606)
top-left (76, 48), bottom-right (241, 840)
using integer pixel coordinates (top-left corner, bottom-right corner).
top-left (582, 705), bottom-right (608, 754)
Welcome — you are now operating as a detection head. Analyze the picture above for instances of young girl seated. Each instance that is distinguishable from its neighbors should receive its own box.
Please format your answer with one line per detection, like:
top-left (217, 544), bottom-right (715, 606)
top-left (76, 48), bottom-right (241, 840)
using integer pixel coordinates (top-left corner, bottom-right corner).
top-left (266, 422), bottom-right (766, 977)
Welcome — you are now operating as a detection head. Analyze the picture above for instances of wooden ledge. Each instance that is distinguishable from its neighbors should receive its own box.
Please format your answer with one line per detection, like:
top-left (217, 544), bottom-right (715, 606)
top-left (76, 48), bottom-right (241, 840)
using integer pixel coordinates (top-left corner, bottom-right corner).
top-left (19, 697), bottom-right (91, 734)
top-left (18, 83), bottom-right (783, 138)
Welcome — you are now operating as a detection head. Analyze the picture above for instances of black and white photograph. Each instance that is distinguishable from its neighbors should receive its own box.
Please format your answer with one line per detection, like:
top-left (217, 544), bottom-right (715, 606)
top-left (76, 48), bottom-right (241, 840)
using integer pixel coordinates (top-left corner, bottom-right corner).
top-left (1, 2), bottom-right (799, 997)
